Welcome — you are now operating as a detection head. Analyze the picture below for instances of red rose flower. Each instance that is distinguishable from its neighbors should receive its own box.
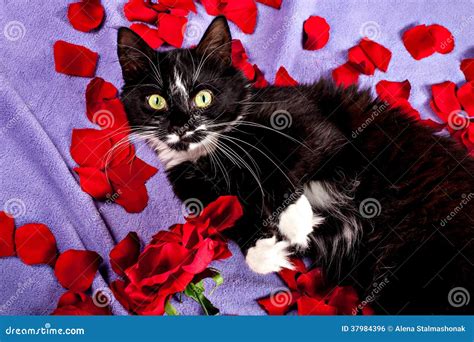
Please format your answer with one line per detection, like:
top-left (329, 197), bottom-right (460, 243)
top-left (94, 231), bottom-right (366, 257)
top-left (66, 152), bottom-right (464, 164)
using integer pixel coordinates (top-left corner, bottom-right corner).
top-left (111, 196), bottom-right (243, 315)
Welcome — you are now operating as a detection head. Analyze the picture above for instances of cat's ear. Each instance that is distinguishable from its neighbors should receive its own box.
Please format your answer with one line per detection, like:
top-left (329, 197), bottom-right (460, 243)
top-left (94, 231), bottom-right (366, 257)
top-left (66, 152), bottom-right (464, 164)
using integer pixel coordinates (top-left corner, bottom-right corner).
top-left (117, 27), bottom-right (156, 83)
top-left (196, 16), bottom-right (232, 65)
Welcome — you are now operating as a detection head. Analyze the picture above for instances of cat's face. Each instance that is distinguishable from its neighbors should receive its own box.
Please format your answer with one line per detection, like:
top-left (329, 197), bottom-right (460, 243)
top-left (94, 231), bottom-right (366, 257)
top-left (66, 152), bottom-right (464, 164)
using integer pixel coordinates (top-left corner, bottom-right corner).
top-left (117, 17), bottom-right (250, 160)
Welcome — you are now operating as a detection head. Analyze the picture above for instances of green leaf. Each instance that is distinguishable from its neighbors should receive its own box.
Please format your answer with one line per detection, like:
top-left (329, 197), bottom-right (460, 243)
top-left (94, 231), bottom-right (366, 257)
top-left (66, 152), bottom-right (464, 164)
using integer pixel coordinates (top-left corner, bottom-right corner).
top-left (184, 281), bottom-right (220, 316)
top-left (165, 300), bottom-right (179, 316)
top-left (193, 268), bottom-right (224, 295)
top-left (209, 272), bottom-right (224, 295)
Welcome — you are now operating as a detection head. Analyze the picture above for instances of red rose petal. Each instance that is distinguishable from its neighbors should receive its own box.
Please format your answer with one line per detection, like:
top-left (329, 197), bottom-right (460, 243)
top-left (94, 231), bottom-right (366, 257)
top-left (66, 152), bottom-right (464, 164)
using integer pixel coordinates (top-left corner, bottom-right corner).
top-left (53, 40), bottom-right (98, 77)
top-left (274, 66), bottom-right (298, 86)
top-left (201, 0), bottom-right (257, 34)
top-left (232, 39), bottom-right (256, 80)
top-left (457, 81), bottom-right (474, 116)
top-left (256, 0), bottom-right (282, 9)
top-left (257, 292), bottom-right (295, 315)
top-left (86, 78), bottom-right (129, 130)
top-left (110, 280), bottom-right (132, 312)
top-left (402, 24), bottom-right (436, 60)
top-left (461, 59), bottom-right (474, 82)
top-left (223, 0), bottom-right (257, 34)
top-left (114, 183), bottom-right (150, 213)
top-left (303, 16), bottom-right (330, 51)
top-left (67, 0), bottom-right (105, 33)
top-left (70, 128), bottom-right (112, 168)
top-left (200, 0), bottom-right (220, 16)
top-left (431, 81), bottom-right (461, 121)
top-left (123, 0), bottom-right (158, 24)
top-left (160, 0), bottom-right (196, 12)
top-left (189, 196), bottom-right (243, 232)
top-left (359, 38), bottom-right (392, 72)
top-left (130, 23), bottom-right (164, 50)
top-left (348, 45), bottom-right (375, 75)
top-left (15, 223), bottom-right (58, 266)
top-left (110, 232), bottom-right (140, 277)
top-left (402, 24), bottom-right (454, 60)
top-left (297, 296), bottom-right (337, 315)
top-left (107, 157), bottom-right (157, 187)
top-left (429, 24), bottom-right (454, 54)
top-left (376, 80), bottom-right (411, 102)
top-left (86, 77), bottom-right (117, 107)
top-left (157, 13), bottom-right (187, 48)
top-left (53, 291), bottom-right (111, 315)
top-left (55, 250), bottom-right (102, 292)
top-left (0, 211), bottom-right (15, 257)
top-left (332, 63), bottom-right (360, 88)
top-left (279, 258), bottom-right (306, 290)
top-left (328, 286), bottom-right (359, 315)
top-left (182, 239), bottom-right (215, 274)
top-left (74, 167), bottom-right (112, 199)
top-left (362, 306), bottom-right (375, 315)
top-left (253, 64), bottom-right (269, 88)
top-left (296, 268), bottom-right (324, 298)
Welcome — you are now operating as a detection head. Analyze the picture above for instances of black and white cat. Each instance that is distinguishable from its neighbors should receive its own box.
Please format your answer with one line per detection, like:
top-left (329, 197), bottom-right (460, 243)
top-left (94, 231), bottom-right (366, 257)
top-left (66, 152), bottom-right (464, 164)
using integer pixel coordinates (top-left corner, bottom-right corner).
top-left (117, 17), bottom-right (473, 314)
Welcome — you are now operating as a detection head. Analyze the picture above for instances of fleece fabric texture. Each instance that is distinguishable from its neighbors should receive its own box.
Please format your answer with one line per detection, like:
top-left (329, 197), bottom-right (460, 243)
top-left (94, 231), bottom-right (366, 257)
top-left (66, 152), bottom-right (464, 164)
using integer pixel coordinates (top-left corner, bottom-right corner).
top-left (0, 0), bottom-right (473, 315)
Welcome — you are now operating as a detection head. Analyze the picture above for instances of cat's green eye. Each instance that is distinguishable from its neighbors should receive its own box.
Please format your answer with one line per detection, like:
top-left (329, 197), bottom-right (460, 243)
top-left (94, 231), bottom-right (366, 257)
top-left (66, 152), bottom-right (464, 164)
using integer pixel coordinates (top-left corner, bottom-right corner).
top-left (147, 94), bottom-right (167, 110)
top-left (194, 90), bottom-right (213, 108)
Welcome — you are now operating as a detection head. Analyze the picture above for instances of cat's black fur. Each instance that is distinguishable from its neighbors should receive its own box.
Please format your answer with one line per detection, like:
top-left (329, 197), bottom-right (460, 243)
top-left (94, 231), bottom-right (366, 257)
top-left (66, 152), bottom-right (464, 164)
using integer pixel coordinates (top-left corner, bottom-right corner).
top-left (118, 17), bottom-right (473, 314)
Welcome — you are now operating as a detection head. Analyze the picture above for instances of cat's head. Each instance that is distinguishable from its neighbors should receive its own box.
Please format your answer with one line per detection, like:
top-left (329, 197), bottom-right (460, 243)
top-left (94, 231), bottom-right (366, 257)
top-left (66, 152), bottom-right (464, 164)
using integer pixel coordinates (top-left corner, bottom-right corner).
top-left (117, 16), bottom-right (250, 166)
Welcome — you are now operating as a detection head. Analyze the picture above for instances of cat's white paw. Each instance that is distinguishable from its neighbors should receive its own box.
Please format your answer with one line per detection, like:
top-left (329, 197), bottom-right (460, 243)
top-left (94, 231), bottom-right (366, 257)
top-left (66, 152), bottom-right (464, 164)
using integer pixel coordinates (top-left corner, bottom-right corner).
top-left (278, 195), bottom-right (323, 249)
top-left (246, 236), bottom-right (294, 274)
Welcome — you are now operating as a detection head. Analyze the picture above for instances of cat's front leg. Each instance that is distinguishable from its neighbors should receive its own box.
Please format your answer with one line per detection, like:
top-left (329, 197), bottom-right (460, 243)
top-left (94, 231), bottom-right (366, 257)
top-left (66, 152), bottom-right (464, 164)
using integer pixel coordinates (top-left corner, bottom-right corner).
top-left (245, 236), bottom-right (294, 274)
top-left (245, 194), bottom-right (325, 275)
top-left (277, 194), bottom-right (324, 250)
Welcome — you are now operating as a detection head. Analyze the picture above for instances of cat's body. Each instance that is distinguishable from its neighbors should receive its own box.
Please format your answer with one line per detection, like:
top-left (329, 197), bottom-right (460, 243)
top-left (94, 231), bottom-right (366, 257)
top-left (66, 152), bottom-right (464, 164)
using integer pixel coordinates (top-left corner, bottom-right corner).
top-left (118, 17), bottom-right (474, 314)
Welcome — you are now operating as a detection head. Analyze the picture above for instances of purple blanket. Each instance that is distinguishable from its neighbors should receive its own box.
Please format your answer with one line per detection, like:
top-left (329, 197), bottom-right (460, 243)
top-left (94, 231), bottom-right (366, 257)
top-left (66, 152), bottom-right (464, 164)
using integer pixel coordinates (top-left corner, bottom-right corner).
top-left (0, 0), bottom-right (473, 315)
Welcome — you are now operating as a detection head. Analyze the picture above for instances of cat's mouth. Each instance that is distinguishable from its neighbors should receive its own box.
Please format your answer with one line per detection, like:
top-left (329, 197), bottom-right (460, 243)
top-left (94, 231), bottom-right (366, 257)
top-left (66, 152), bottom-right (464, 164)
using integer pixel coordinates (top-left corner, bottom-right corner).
top-left (164, 127), bottom-right (208, 151)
